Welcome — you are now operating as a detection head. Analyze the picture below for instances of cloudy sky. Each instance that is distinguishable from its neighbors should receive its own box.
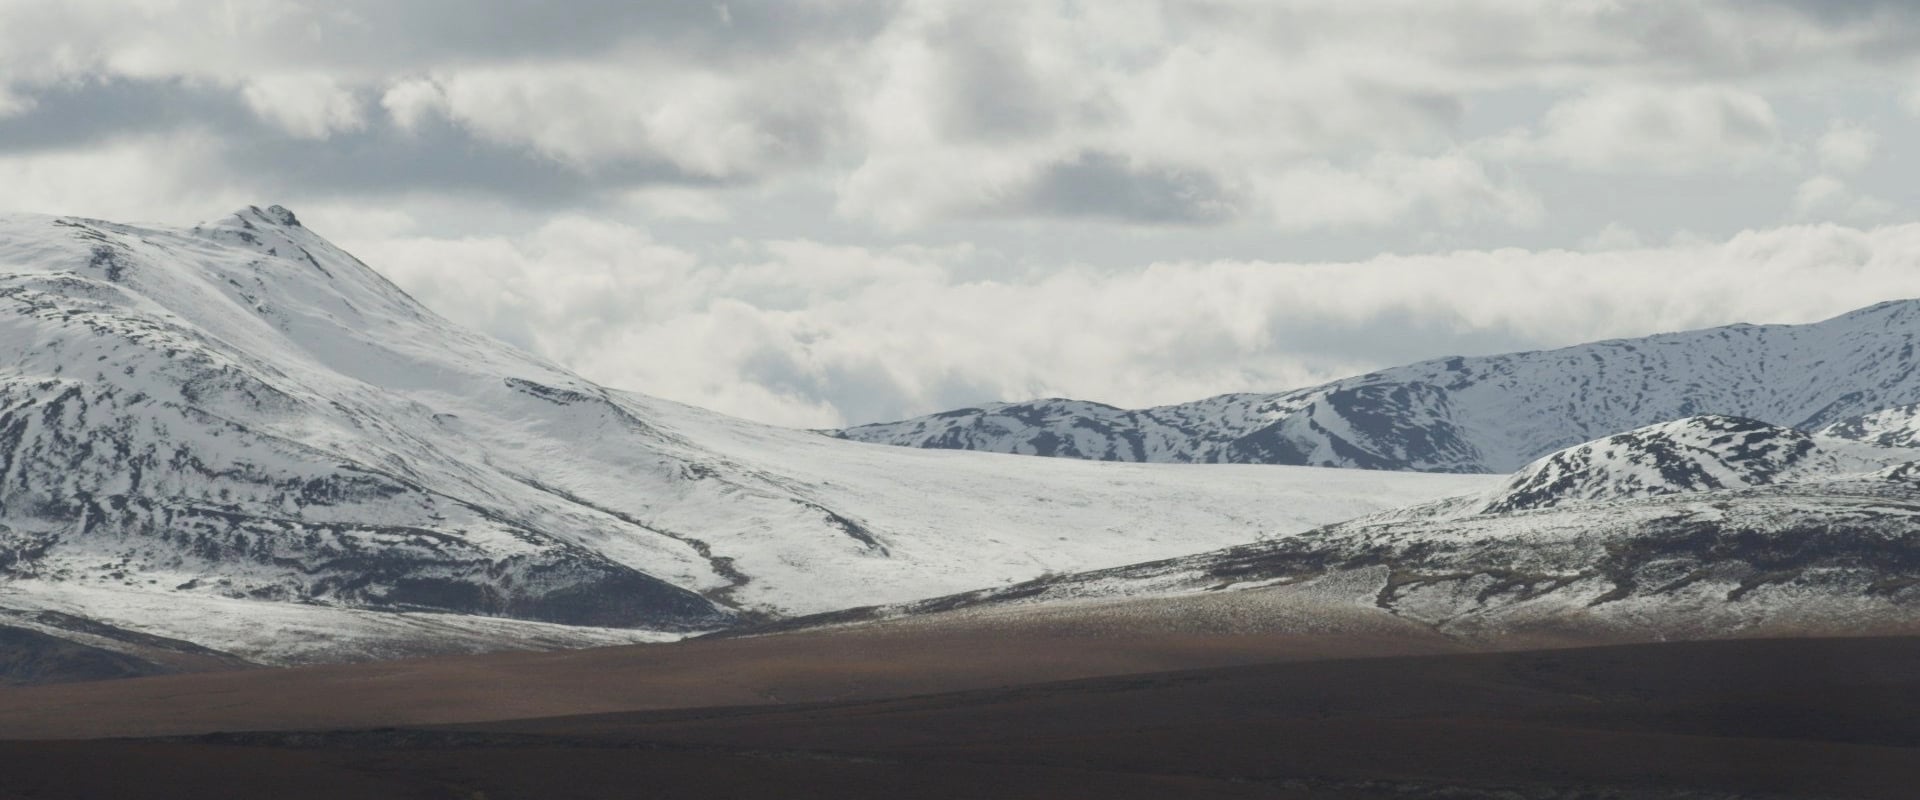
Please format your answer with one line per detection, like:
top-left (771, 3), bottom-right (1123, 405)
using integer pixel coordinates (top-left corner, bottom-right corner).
top-left (4, 1), bottom-right (1920, 426)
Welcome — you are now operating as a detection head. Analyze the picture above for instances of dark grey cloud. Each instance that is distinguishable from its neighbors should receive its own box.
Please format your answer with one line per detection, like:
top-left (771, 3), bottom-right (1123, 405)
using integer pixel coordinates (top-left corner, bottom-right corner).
top-left (0, 1), bottom-right (1910, 251)
top-left (0, 77), bottom-right (737, 210)
top-left (1757, 0), bottom-right (1920, 24)
top-left (1018, 151), bottom-right (1240, 225)
top-left (2, 1), bottom-right (1906, 428)
top-left (228, 119), bottom-right (727, 209)
top-left (1396, 89), bottom-right (1468, 132)
top-left (1754, 0), bottom-right (1920, 64)
top-left (931, 14), bottom-right (1073, 143)
top-left (1608, 1), bottom-right (1920, 73)
top-left (0, 78), bottom-right (251, 153)
top-left (114, 1), bottom-right (904, 72)
top-left (368, 0), bottom-right (899, 61)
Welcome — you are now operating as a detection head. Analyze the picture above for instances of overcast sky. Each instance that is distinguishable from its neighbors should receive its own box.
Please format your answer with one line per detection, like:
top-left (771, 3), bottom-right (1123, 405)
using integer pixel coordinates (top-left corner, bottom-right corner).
top-left (5, 1), bottom-right (1920, 426)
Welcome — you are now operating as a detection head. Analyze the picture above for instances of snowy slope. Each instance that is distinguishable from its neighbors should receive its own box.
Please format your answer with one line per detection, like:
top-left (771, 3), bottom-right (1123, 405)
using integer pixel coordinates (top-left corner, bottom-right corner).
top-left (0, 207), bottom-right (1492, 666)
top-left (1474, 414), bottom-right (1902, 513)
top-left (628, 397), bottom-right (1491, 616)
top-left (1822, 402), bottom-right (1920, 448)
top-left (798, 472), bottom-right (1920, 644)
top-left (835, 302), bottom-right (1920, 473)
top-left (790, 421), bottom-right (1920, 642)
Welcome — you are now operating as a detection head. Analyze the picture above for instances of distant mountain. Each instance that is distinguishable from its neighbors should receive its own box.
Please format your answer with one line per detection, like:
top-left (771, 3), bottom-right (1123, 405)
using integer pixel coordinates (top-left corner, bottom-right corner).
top-left (789, 422), bottom-right (1920, 642)
top-left (1474, 414), bottom-right (1894, 513)
top-left (0, 207), bottom-right (1487, 672)
top-left (1822, 401), bottom-right (1920, 448)
top-left (833, 301), bottom-right (1920, 473)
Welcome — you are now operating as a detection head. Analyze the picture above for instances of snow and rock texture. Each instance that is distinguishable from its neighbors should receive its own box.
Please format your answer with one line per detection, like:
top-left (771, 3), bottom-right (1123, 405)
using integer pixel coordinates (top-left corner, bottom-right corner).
top-left (0, 207), bottom-right (1492, 668)
top-left (1823, 402), bottom-right (1920, 448)
top-left (791, 478), bottom-right (1920, 644)
top-left (1473, 414), bottom-right (1903, 513)
top-left (834, 301), bottom-right (1920, 473)
top-left (781, 423), bottom-right (1920, 643)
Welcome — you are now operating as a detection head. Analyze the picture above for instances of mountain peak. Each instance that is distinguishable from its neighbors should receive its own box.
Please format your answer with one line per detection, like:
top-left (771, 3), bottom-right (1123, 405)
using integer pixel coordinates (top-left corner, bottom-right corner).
top-left (234, 204), bottom-right (303, 229)
top-left (207, 205), bottom-right (305, 236)
top-left (259, 204), bottom-right (302, 228)
top-left (1477, 414), bottom-right (1843, 514)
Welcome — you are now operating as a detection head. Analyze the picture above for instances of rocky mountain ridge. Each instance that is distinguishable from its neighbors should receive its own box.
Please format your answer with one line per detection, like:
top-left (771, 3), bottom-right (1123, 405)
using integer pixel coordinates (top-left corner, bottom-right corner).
top-left (836, 301), bottom-right (1920, 473)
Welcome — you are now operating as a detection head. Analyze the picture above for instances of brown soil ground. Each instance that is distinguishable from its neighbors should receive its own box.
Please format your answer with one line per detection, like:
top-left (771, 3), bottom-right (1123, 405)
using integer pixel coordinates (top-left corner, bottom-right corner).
top-left (0, 615), bottom-right (1912, 798)
top-left (0, 597), bottom-right (1477, 740)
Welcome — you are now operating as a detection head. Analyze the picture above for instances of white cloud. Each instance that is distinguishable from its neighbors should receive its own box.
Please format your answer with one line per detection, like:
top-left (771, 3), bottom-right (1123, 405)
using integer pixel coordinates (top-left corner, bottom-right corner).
top-left (430, 61), bottom-right (844, 178)
top-left (1793, 175), bottom-right (1849, 215)
top-left (241, 73), bottom-right (365, 139)
top-left (1791, 174), bottom-right (1893, 222)
top-left (620, 187), bottom-right (733, 223)
top-left (1579, 222), bottom-right (1645, 251)
top-left (4, 0), bottom-right (1920, 434)
top-left (0, 0), bottom-right (1913, 237)
top-left (0, 84), bottom-right (35, 118)
top-left (345, 220), bottom-right (1920, 428)
top-left (380, 77), bottom-right (448, 132)
top-left (295, 203), bottom-right (419, 241)
top-left (1815, 121), bottom-right (1879, 173)
top-left (1494, 85), bottom-right (1783, 173)
top-left (1904, 83), bottom-right (1920, 117)
top-left (0, 133), bottom-right (243, 222)
top-left (1260, 154), bottom-right (1542, 231)
top-left (834, 1), bottom-right (1496, 230)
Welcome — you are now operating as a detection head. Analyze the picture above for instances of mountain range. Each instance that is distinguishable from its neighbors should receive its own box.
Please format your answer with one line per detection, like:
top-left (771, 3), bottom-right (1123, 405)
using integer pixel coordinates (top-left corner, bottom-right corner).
top-left (784, 412), bottom-right (1920, 643)
top-left (834, 302), bottom-right (1920, 472)
top-left (2, 205), bottom-right (1918, 684)
top-left (0, 207), bottom-right (1484, 674)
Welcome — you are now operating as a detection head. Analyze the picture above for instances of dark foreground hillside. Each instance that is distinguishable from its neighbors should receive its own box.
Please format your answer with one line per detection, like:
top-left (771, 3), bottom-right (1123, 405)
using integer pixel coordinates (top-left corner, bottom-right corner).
top-left (1, 636), bottom-right (1915, 799)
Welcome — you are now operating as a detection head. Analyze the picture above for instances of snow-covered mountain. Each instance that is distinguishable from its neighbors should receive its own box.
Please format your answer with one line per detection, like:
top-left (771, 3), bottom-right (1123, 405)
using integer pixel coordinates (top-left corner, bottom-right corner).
top-left (834, 302), bottom-right (1920, 473)
top-left (1822, 402), bottom-right (1920, 448)
top-left (0, 207), bottom-right (1491, 670)
top-left (1474, 414), bottom-right (1900, 513)
top-left (791, 424), bottom-right (1920, 642)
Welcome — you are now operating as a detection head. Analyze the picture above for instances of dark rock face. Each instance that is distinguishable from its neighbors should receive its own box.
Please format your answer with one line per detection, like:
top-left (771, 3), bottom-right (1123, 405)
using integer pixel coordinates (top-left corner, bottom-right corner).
top-left (1225, 383), bottom-right (1483, 471)
top-left (500, 568), bottom-right (728, 628)
top-left (0, 609), bottom-right (257, 685)
top-left (0, 375), bottom-right (729, 631)
top-left (260, 205), bottom-right (302, 228)
top-left (0, 626), bottom-right (174, 684)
